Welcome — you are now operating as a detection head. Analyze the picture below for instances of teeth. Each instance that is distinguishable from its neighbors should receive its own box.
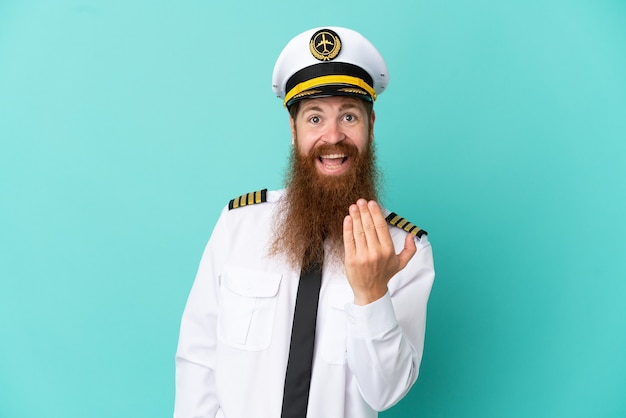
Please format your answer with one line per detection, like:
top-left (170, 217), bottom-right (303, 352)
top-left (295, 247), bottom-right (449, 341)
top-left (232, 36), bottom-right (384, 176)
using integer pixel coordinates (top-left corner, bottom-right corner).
top-left (320, 153), bottom-right (346, 159)
top-left (323, 163), bottom-right (342, 170)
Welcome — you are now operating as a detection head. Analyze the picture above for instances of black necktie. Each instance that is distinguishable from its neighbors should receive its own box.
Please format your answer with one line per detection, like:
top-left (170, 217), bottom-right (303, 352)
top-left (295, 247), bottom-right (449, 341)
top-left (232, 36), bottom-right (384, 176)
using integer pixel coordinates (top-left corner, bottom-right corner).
top-left (281, 258), bottom-right (323, 418)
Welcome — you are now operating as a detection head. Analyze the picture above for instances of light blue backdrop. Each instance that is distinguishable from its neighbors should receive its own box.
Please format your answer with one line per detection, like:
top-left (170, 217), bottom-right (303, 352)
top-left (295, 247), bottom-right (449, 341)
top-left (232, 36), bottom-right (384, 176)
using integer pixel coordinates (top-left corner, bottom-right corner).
top-left (1, 1), bottom-right (625, 417)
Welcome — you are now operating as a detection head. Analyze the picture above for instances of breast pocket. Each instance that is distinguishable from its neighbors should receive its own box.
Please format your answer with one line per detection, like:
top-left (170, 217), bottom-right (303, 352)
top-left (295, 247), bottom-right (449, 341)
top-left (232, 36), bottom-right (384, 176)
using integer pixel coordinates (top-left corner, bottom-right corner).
top-left (217, 265), bottom-right (282, 351)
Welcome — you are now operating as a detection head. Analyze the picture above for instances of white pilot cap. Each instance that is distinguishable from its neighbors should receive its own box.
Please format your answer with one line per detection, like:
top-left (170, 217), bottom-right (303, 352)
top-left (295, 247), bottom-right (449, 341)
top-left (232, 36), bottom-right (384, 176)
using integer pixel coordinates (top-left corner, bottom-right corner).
top-left (272, 26), bottom-right (389, 109)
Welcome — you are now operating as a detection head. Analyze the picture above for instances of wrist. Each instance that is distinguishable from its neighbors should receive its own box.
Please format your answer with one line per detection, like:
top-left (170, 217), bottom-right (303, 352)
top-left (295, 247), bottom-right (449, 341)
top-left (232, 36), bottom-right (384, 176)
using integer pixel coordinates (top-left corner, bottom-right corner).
top-left (353, 286), bottom-right (388, 306)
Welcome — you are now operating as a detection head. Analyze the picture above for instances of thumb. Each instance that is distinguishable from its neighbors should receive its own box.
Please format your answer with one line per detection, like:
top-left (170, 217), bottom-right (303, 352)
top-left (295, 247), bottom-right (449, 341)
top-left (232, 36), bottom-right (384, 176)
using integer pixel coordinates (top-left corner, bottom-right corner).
top-left (397, 233), bottom-right (417, 271)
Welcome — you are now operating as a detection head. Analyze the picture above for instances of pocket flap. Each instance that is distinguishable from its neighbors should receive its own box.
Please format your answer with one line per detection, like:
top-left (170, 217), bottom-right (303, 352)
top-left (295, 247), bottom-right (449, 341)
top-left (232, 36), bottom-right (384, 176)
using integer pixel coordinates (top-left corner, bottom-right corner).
top-left (222, 265), bottom-right (282, 298)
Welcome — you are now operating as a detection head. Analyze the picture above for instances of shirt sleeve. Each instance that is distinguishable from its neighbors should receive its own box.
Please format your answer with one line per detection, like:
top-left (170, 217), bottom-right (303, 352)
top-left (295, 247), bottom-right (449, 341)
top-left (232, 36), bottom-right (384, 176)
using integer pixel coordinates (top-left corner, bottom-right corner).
top-left (174, 208), bottom-right (230, 418)
top-left (344, 237), bottom-right (435, 411)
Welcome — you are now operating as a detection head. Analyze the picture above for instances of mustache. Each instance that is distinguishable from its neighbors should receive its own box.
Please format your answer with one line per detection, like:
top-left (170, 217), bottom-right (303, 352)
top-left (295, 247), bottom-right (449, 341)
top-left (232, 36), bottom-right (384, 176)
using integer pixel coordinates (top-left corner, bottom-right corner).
top-left (309, 142), bottom-right (359, 159)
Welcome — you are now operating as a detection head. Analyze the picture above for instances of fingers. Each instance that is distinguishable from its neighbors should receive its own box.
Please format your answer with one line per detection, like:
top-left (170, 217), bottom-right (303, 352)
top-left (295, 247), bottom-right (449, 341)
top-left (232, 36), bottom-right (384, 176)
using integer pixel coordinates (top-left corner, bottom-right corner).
top-left (343, 215), bottom-right (357, 257)
top-left (343, 199), bottom-right (418, 302)
top-left (345, 199), bottom-right (418, 269)
top-left (365, 200), bottom-right (394, 248)
top-left (348, 199), bottom-right (393, 250)
top-left (347, 200), bottom-right (367, 251)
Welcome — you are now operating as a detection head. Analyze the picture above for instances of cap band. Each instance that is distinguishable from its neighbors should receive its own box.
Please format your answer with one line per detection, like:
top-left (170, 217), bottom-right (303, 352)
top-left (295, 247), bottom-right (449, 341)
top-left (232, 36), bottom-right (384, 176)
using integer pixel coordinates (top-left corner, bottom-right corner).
top-left (285, 62), bottom-right (373, 92)
top-left (283, 75), bottom-right (377, 107)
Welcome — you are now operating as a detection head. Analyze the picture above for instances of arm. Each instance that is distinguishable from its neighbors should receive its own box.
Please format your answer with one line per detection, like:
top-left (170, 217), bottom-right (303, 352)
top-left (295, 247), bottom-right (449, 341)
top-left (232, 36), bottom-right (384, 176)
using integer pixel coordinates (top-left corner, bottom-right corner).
top-left (343, 199), bottom-right (435, 410)
top-left (174, 209), bottom-right (229, 418)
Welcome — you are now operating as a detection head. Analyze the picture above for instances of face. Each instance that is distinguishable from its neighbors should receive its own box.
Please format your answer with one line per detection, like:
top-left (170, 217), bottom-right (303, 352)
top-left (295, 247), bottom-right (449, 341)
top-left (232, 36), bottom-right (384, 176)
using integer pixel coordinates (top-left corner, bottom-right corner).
top-left (290, 96), bottom-right (375, 177)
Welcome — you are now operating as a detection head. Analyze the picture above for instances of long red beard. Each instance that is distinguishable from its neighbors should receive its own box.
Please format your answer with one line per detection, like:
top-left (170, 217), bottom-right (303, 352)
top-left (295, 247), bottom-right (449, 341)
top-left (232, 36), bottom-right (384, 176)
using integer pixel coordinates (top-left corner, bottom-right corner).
top-left (269, 140), bottom-right (380, 270)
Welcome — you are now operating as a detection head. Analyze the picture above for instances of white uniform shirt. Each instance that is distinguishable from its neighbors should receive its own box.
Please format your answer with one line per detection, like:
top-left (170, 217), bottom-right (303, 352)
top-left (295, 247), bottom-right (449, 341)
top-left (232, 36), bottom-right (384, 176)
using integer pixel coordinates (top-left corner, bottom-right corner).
top-left (174, 190), bottom-right (435, 418)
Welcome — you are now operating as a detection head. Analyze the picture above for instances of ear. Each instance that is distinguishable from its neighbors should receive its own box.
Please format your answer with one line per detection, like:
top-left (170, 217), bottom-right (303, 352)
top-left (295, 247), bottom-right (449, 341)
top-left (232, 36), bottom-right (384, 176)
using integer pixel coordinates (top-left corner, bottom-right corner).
top-left (369, 110), bottom-right (376, 142)
top-left (289, 116), bottom-right (296, 145)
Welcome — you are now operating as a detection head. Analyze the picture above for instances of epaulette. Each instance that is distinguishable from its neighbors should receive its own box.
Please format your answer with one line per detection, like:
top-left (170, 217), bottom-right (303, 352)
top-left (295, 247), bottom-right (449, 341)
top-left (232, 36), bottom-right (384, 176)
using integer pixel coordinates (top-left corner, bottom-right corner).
top-left (228, 189), bottom-right (268, 210)
top-left (385, 212), bottom-right (427, 238)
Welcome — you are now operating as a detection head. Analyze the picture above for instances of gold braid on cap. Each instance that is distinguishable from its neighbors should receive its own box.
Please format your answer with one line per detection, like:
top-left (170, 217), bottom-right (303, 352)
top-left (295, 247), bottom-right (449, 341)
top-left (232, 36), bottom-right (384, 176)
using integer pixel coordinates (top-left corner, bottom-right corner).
top-left (283, 75), bottom-right (376, 107)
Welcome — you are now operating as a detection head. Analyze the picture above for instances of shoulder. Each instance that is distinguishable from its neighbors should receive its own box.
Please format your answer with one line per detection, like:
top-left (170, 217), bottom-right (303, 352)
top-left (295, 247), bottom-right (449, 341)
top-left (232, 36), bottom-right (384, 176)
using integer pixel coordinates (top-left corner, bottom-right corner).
top-left (385, 211), bottom-right (428, 239)
top-left (227, 188), bottom-right (283, 210)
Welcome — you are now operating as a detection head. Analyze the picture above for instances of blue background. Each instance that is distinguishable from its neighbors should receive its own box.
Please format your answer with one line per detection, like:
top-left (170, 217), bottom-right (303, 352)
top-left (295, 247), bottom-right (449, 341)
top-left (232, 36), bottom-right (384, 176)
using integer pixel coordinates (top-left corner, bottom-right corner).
top-left (1, 1), bottom-right (625, 417)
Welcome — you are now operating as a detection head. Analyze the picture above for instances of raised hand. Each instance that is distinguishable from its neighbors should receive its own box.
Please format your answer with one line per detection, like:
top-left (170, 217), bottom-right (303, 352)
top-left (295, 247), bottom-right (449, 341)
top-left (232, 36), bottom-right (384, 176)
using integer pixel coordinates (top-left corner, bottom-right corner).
top-left (343, 199), bottom-right (417, 306)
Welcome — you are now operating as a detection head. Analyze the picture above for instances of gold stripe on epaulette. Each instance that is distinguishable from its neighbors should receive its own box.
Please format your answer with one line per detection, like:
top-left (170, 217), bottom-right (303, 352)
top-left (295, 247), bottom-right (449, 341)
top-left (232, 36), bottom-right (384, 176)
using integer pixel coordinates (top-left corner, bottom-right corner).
top-left (228, 189), bottom-right (268, 210)
top-left (385, 212), bottom-right (427, 238)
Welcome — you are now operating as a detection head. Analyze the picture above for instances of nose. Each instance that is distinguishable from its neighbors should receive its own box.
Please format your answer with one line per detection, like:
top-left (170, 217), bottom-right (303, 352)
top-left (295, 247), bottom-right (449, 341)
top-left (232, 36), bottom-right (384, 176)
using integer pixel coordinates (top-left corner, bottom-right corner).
top-left (322, 120), bottom-right (345, 144)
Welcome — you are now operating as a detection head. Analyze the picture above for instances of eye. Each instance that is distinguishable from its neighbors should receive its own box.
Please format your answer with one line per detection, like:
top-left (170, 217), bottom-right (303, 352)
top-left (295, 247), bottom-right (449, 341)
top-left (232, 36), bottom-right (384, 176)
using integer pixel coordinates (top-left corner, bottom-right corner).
top-left (309, 115), bottom-right (321, 124)
top-left (344, 113), bottom-right (356, 122)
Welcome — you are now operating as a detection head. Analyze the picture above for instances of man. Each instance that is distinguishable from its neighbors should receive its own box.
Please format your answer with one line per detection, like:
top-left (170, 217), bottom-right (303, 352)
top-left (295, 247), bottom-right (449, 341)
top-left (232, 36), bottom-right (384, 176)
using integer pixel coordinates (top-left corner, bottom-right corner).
top-left (174, 26), bottom-right (435, 418)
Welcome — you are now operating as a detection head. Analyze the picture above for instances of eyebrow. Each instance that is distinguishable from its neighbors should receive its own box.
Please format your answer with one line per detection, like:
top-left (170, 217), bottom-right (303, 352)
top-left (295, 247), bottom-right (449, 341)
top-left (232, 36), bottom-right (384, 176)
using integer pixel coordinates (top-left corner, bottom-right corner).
top-left (300, 105), bottom-right (324, 114)
top-left (339, 103), bottom-right (360, 112)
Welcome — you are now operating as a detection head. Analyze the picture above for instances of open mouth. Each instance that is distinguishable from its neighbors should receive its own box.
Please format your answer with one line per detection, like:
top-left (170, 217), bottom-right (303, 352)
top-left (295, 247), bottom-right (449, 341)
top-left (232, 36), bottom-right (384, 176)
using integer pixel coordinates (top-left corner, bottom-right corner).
top-left (319, 153), bottom-right (348, 170)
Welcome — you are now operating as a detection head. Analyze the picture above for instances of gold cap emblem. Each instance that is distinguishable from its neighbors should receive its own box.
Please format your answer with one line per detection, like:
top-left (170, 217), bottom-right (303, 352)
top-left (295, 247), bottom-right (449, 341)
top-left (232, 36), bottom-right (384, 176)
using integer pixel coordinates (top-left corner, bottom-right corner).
top-left (309, 29), bottom-right (342, 61)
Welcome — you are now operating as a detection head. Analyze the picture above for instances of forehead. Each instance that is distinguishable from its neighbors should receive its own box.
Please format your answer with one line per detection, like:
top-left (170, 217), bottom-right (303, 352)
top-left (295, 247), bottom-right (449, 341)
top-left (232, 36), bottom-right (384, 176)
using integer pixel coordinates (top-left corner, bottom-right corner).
top-left (297, 96), bottom-right (368, 115)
